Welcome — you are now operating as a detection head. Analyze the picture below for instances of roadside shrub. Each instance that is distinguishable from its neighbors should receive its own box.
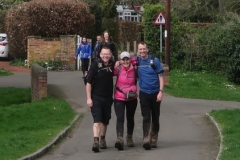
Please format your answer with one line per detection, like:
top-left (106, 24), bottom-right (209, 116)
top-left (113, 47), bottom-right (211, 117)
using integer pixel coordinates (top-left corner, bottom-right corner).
top-left (118, 21), bottom-right (143, 51)
top-left (142, 4), bottom-right (192, 65)
top-left (102, 18), bottom-right (119, 45)
top-left (5, 0), bottom-right (94, 59)
top-left (198, 13), bottom-right (240, 84)
top-left (87, 1), bottom-right (102, 42)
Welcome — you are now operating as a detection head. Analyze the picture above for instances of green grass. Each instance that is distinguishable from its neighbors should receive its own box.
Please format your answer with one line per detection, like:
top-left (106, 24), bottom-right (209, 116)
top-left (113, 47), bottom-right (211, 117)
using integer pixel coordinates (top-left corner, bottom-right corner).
top-left (0, 87), bottom-right (76, 160)
top-left (0, 68), bottom-right (13, 76)
top-left (0, 87), bottom-right (31, 106)
top-left (210, 109), bottom-right (240, 160)
top-left (164, 70), bottom-right (240, 102)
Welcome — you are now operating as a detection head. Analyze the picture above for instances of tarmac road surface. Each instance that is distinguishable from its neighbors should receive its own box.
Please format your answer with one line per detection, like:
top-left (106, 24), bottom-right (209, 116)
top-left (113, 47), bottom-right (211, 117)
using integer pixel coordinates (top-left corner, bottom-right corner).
top-left (1, 71), bottom-right (240, 160)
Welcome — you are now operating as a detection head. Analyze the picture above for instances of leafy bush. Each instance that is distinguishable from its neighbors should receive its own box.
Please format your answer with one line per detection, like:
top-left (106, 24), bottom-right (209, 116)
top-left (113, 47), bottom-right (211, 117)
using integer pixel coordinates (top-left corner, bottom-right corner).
top-left (142, 4), bottom-right (194, 65)
top-left (102, 18), bottom-right (119, 45)
top-left (198, 13), bottom-right (240, 84)
top-left (118, 21), bottom-right (143, 51)
top-left (88, 1), bottom-right (102, 41)
top-left (5, 0), bottom-right (94, 59)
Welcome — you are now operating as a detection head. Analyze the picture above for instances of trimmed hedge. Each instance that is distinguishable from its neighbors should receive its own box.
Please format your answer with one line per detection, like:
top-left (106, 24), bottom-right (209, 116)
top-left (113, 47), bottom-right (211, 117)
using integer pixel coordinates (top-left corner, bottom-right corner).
top-left (5, 0), bottom-right (94, 59)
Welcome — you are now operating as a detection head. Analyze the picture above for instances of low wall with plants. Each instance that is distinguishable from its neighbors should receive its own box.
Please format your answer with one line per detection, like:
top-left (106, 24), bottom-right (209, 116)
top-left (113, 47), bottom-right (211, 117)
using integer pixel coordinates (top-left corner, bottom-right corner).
top-left (27, 35), bottom-right (76, 70)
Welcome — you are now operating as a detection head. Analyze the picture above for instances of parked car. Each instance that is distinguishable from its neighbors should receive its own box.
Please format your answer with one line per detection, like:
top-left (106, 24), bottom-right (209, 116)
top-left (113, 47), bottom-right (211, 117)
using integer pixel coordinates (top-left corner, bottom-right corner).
top-left (0, 33), bottom-right (9, 58)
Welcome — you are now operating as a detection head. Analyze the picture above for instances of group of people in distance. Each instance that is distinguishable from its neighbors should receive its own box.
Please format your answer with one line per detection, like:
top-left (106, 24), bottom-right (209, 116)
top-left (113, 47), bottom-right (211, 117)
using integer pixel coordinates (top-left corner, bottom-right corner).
top-left (75, 30), bottom-right (164, 152)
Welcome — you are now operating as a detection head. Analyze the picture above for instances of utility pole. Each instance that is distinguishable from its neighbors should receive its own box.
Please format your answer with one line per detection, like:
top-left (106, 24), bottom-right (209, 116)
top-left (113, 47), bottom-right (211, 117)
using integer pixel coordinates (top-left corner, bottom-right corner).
top-left (165, 0), bottom-right (171, 69)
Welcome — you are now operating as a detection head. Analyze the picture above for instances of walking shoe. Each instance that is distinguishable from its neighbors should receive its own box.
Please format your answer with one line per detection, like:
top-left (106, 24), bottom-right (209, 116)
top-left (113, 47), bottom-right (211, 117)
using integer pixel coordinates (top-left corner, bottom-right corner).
top-left (151, 133), bottom-right (158, 148)
top-left (115, 137), bottom-right (124, 150)
top-left (92, 141), bottom-right (99, 152)
top-left (143, 137), bottom-right (151, 150)
top-left (99, 139), bottom-right (107, 149)
top-left (126, 135), bottom-right (134, 147)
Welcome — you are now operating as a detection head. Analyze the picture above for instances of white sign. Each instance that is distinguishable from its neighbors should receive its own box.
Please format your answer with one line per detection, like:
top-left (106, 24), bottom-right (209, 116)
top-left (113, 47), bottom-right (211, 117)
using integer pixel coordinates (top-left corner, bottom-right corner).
top-left (154, 12), bottom-right (165, 25)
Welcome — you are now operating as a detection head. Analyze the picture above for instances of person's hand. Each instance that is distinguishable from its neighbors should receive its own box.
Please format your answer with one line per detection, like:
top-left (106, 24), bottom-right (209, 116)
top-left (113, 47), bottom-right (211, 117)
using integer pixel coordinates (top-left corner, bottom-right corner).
top-left (87, 98), bottom-right (93, 107)
top-left (156, 91), bottom-right (163, 102)
top-left (114, 60), bottom-right (121, 69)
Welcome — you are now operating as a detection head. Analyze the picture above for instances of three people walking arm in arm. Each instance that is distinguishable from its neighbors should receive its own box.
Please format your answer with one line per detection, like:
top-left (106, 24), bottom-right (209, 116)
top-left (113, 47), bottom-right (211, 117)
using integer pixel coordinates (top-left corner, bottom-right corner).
top-left (85, 40), bottom-right (164, 152)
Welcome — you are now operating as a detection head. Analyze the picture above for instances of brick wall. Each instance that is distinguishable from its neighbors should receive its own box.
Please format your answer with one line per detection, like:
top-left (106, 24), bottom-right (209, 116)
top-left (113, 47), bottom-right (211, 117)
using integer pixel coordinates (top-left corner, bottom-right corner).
top-left (27, 35), bottom-right (77, 70)
top-left (31, 63), bottom-right (47, 101)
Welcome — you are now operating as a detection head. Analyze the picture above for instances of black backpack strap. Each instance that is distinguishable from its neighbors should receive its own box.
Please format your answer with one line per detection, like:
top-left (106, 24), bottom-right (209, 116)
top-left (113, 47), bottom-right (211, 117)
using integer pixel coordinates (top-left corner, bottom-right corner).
top-left (150, 55), bottom-right (157, 73)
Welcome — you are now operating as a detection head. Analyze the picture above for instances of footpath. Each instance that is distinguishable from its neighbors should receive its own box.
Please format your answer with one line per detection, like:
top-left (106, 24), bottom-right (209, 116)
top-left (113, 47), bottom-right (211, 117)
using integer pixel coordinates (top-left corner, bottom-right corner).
top-left (0, 63), bottom-right (240, 160)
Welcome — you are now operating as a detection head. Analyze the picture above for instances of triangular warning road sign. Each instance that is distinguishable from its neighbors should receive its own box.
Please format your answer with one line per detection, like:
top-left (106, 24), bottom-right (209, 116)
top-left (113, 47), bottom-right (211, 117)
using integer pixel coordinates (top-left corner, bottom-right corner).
top-left (154, 12), bottom-right (165, 25)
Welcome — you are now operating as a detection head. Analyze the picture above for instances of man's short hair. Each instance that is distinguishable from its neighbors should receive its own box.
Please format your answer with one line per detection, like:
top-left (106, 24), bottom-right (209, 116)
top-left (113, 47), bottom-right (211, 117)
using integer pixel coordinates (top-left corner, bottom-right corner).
top-left (138, 41), bottom-right (148, 48)
top-left (101, 44), bottom-right (110, 50)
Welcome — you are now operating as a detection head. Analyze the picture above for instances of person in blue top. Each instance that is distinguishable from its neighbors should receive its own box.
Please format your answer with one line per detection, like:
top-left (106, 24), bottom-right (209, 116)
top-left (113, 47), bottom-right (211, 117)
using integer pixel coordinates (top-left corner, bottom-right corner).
top-left (75, 36), bottom-right (92, 78)
top-left (136, 42), bottom-right (164, 150)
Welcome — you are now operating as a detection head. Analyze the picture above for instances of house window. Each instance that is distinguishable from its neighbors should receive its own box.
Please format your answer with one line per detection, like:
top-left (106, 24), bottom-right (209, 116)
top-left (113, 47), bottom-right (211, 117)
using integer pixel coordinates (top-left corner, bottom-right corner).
top-left (125, 16), bottom-right (131, 21)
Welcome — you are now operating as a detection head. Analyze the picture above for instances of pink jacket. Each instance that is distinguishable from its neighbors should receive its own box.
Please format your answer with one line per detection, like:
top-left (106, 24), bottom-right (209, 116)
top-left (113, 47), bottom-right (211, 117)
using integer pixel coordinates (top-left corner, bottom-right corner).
top-left (114, 64), bottom-right (138, 101)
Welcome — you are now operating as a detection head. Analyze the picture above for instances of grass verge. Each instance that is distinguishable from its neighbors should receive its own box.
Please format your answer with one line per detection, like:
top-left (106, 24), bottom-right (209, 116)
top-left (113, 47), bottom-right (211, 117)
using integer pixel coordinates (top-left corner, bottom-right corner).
top-left (210, 109), bottom-right (240, 160)
top-left (0, 87), bottom-right (76, 160)
top-left (164, 70), bottom-right (240, 102)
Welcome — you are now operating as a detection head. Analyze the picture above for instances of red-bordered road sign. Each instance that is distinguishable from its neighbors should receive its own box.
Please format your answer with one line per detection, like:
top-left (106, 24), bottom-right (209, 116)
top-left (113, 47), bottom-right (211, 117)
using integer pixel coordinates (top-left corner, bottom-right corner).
top-left (154, 12), bottom-right (165, 25)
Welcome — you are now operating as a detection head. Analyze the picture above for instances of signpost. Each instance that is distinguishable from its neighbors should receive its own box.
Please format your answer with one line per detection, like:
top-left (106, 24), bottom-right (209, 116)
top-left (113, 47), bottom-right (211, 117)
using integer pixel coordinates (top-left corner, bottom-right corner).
top-left (153, 12), bottom-right (165, 57)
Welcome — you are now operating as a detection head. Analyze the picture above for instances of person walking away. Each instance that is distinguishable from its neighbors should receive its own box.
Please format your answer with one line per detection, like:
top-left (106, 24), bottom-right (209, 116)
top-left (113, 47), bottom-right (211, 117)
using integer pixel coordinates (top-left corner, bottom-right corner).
top-left (98, 30), bottom-right (118, 62)
top-left (113, 51), bottom-right (138, 150)
top-left (136, 42), bottom-right (164, 150)
top-left (75, 36), bottom-right (92, 78)
top-left (85, 45), bottom-right (115, 153)
top-left (92, 35), bottom-right (102, 62)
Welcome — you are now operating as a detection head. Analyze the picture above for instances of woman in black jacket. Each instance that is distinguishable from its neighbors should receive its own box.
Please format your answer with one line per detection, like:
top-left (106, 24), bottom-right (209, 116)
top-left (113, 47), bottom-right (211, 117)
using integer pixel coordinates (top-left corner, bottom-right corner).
top-left (98, 30), bottom-right (118, 62)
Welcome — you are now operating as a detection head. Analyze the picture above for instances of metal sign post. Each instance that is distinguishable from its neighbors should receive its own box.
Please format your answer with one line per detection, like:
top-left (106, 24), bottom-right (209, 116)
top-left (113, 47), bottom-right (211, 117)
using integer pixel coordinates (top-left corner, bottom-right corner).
top-left (160, 25), bottom-right (162, 53)
top-left (153, 12), bottom-right (165, 60)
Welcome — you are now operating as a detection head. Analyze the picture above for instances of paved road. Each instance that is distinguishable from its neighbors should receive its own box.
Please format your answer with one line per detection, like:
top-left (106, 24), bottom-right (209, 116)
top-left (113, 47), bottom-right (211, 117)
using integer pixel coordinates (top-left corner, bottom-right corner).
top-left (1, 71), bottom-right (240, 160)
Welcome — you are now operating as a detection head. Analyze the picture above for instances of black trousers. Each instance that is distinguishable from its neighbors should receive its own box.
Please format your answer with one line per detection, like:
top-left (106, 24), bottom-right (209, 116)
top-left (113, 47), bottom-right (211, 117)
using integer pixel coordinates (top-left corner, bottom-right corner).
top-left (81, 58), bottom-right (89, 72)
top-left (139, 91), bottom-right (161, 137)
top-left (114, 99), bottom-right (138, 137)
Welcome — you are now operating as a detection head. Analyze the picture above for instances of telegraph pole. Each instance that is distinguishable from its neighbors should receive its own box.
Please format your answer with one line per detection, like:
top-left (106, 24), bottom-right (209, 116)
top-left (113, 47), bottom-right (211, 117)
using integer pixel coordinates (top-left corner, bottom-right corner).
top-left (165, 0), bottom-right (171, 69)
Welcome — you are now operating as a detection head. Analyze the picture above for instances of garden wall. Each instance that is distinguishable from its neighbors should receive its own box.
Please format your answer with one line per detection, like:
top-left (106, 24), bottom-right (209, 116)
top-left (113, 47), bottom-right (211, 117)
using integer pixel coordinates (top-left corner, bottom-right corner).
top-left (27, 35), bottom-right (76, 70)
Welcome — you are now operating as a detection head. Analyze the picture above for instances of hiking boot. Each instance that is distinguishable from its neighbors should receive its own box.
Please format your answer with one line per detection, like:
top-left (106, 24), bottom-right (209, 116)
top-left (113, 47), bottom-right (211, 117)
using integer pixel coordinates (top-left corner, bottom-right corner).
top-left (115, 137), bottom-right (124, 150)
top-left (99, 139), bottom-right (107, 149)
top-left (126, 135), bottom-right (134, 147)
top-left (151, 133), bottom-right (158, 148)
top-left (143, 137), bottom-right (151, 150)
top-left (92, 141), bottom-right (99, 152)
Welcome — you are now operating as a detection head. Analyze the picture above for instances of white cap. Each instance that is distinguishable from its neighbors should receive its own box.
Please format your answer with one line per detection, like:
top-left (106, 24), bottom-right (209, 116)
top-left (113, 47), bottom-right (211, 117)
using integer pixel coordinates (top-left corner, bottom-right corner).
top-left (120, 51), bottom-right (130, 59)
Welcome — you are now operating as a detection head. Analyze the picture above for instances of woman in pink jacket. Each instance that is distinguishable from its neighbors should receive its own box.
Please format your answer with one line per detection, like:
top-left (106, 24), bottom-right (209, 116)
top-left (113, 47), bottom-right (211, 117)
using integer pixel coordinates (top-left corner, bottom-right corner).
top-left (114, 51), bottom-right (138, 150)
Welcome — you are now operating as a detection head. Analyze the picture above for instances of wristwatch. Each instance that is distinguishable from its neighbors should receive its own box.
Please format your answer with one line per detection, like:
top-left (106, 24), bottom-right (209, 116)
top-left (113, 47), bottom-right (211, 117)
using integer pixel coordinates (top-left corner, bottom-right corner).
top-left (159, 90), bottom-right (163, 92)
